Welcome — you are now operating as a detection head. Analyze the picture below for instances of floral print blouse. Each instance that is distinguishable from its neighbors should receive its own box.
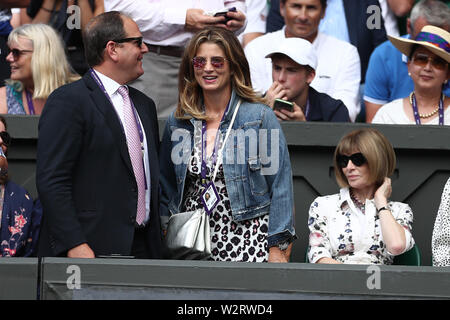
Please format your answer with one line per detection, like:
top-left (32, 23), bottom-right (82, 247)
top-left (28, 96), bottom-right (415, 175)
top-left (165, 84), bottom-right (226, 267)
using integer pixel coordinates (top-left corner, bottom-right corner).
top-left (307, 188), bottom-right (414, 265)
top-left (432, 178), bottom-right (450, 267)
top-left (0, 181), bottom-right (42, 257)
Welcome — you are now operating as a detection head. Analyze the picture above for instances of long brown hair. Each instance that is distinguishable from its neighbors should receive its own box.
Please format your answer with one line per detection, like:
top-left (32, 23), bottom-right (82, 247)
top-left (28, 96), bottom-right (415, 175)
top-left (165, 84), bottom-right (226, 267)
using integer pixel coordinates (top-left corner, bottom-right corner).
top-left (176, 27), bottom-right (264, 119)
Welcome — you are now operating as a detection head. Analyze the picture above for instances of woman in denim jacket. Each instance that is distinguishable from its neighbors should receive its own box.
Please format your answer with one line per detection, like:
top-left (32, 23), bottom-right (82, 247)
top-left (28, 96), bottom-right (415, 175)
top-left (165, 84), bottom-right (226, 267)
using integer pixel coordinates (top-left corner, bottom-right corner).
top-left (159, 27), bottom-right (296, 262)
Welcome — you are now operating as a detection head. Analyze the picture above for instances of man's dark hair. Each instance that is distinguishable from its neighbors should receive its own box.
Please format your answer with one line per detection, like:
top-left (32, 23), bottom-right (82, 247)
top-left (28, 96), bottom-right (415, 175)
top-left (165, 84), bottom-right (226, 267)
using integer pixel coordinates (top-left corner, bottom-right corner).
top-left (281, 0), bottom-right (327, 9)
top-left (83, 11), bottom-right (127, 67)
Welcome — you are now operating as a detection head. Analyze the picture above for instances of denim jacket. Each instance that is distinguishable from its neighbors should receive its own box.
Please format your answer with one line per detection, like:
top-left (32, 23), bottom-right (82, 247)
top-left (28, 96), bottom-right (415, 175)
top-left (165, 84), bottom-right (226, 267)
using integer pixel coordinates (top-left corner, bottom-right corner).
top-left (159, 91), bottom-right (296, 247)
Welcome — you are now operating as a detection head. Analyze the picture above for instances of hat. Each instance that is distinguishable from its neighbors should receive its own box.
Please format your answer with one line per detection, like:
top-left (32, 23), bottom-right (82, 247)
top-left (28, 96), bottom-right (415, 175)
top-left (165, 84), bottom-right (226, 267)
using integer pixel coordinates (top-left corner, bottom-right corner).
top-left (388, 25), bottom-right (450, 63)
top-left (265, 37), bottom-right (317, 70)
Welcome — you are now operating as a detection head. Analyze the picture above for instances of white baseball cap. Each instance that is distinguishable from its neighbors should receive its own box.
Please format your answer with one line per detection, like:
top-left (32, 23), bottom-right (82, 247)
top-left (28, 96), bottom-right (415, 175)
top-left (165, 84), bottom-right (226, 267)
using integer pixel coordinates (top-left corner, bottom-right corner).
top-left (265, 37), bottom-right (318, 71)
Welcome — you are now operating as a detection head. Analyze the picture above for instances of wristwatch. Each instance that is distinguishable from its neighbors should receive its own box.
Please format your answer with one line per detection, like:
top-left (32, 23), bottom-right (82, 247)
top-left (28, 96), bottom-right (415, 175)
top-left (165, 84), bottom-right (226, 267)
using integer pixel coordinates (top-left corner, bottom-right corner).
top-left (376, 206), bottom-right (389, 214)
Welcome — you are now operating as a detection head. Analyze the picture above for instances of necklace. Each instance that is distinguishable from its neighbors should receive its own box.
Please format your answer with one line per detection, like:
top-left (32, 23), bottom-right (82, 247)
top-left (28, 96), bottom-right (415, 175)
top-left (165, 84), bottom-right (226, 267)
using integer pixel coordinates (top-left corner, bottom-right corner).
top-left (350, 188), bottom-right (365, 214)
top-left (409, 92), bottom-right (444, 119)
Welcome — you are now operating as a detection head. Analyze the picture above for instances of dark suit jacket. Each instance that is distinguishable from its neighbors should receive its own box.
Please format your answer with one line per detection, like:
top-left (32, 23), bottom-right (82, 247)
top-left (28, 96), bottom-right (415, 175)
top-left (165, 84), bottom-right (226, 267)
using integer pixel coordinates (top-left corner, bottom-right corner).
top-left (36, 72), bottom-right (162, 258)
top-left (307, 86), bottom-right (350, 122)
top-left (266, 0), bottom-right (387, 82)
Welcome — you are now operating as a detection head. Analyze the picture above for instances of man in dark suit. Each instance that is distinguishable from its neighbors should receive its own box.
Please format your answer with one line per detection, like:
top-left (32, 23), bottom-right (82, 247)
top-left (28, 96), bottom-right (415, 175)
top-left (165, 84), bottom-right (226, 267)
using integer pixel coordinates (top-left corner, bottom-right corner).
top-left (264, 37), bottom-right (350, 122)
top-left (36, 11), bottom-right (162, 259)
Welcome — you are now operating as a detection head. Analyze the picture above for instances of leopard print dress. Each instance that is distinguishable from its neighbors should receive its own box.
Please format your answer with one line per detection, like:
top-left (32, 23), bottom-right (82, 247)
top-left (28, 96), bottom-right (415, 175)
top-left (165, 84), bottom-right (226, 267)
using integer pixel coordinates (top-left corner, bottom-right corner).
top-left (432, 178), bottom-right (450, 267)
top-left (181, 121), bottom-right (269, 262)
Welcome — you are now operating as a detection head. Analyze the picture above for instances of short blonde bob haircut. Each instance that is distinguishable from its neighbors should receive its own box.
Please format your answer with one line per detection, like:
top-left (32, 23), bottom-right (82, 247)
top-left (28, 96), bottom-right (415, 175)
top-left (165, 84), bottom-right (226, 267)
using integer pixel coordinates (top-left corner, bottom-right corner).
top-left (176, 27), bottom-right (264, 119)
top-left (7, 24), bottom-right (80, 99)
top-left (334, 128), bottom-right (396, 189)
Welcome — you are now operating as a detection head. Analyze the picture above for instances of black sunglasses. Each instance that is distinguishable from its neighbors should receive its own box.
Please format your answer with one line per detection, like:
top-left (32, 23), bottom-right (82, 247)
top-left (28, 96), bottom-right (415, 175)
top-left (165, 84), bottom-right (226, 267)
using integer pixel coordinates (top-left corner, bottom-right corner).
top-left (336, 152), bottom-right (367, 168)
top-left (8, 48), bottom-right (33, 60)
top-left (0, 131), bottom-right (11, 147)
top-left (111, 37), bottom-right (143, 48)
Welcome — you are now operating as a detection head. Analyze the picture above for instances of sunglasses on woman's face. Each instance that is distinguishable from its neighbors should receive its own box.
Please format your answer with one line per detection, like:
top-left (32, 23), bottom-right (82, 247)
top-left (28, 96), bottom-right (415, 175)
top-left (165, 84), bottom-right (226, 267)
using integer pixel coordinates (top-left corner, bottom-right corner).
top-left (0, 131), bottom-right (11, 147)
top-left (412, 53), bottom-right (448, 70)
top-left (8, 48), bottom-right (33, 61)
top-left (337, 152), bottom-right (367, 168)
top-left (192, 56), bottom-right (227, 69)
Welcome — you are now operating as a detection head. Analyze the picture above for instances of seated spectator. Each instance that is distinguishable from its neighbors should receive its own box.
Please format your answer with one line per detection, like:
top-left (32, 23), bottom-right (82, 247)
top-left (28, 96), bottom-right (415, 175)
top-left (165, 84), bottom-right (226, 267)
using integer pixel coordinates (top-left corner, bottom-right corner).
top-left (432, 177), bottom-right (450, 267)
top-left (23, 0), bottom-right (104, 75)
top-left (239, 0), bottom-right (268, 47)
top-left (0, 115), bottom-right (42, 257)
top-left (308, 128), bottom-right (415, 265)
top-left (372, 25), bottom-right (449, 125)
top-left (264, 37), bottom-right (350, 122)
top-left (0, 23), bottom-right (79, 114)
top-left (245, 0), bottom-right (361, 122)
top-left (364, 0), bottom-right (450, 122)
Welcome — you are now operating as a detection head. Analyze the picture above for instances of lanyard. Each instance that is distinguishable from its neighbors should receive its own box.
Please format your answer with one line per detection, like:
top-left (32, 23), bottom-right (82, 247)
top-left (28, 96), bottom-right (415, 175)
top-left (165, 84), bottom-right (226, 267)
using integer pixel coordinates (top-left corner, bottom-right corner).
top-left (89, 68), bottom-right (147, 189)
top-left (200, 102), bottom-right (230, 186)
top-left (25, 90), bottom-right (35, 115)
top-left (411, 92), bottom-right (444, 125)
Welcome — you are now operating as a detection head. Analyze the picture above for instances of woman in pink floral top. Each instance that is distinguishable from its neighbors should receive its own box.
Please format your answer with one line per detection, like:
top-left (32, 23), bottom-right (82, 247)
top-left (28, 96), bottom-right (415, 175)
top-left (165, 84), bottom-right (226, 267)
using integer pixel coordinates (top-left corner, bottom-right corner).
top-left (0, 116), bottom-right (41, 257)
top-left (307, 128), bottom-right (414, 265)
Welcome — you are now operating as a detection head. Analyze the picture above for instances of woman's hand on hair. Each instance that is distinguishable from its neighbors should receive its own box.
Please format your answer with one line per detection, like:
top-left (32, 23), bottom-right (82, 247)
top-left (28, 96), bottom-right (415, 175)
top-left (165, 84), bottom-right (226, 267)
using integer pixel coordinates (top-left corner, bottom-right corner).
top-left (374, 177), bottom-right (392, 209)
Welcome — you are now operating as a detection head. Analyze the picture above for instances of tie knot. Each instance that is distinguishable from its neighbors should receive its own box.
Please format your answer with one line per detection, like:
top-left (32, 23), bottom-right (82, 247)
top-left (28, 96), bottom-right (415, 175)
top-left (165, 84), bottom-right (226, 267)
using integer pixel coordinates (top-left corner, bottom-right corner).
top-left (117, 86), bottom-right (129, 98)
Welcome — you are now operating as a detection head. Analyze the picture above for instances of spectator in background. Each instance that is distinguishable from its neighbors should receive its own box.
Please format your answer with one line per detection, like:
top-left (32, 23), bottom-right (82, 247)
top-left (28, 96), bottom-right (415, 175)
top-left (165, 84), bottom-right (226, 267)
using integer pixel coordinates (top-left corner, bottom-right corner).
top-left (22, 0), bottom-right (104, 75)
top-left (106, 0), bottom-right (247, 119)
top-left (0, 115), bottom-right (42, 257)
top-left (364, 0), bottom-right (450, 122)
top-left (432, 177), bottom-right (450, 267)
top-left (379, 0), bottom-right (414, 37)
top-left (239, 0), bottom-right (268, 47)
top-left (264, 37), bottom-right (350, 122)
top-left (372, 25), bottom-right (449, 125)
top-left (307, 128), bottom-right (415, 265)
top-left (245, 0), bottom-right (361, 121)
top-left (0, 23), bottom-right (79, 114)
top-left (0, 1), bottom-right (31, 86)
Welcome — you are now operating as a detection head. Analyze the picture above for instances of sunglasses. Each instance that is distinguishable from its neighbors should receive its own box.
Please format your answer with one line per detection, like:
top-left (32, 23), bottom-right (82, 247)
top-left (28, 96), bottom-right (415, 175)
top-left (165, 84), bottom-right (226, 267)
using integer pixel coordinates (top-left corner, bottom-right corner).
top-left (336, 152), bottom-right (367, 168)
top-left (192, 56), bottom-right (227, 69)
top-left (412, 53), bottom-right (448, 70)
top-left (111, 37), bottom-right (143, 48)
top-left (8, 48), bottom-right (33, 60)
top-left (0, 131), bottom-right (11, 147)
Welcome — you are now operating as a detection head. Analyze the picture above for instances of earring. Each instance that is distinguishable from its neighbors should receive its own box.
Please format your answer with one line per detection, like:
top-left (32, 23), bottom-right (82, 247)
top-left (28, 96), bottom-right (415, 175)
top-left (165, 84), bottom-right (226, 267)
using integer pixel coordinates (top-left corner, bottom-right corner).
top-left (408, 72), bottom-right (411, 76)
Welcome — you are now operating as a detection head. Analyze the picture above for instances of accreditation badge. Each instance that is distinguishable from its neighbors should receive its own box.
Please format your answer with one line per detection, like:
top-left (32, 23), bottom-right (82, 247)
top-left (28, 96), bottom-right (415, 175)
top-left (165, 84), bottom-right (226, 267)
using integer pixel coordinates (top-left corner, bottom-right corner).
top-left (201, 182), bottom-right (220, 215)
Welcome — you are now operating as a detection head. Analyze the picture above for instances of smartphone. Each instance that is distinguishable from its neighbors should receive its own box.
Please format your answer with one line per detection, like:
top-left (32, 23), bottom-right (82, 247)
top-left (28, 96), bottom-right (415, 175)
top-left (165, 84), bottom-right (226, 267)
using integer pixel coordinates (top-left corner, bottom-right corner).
top-left (214, 7), bottom-right (237, 23)
top-left (273, 98), bottom-right (294, 112)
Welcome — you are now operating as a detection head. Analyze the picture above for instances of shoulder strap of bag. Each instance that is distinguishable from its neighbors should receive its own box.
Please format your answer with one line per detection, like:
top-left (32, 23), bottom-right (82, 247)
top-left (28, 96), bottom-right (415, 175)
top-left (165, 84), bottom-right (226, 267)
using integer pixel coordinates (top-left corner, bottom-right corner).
top-left (212, 99), bottom-right (242, 182)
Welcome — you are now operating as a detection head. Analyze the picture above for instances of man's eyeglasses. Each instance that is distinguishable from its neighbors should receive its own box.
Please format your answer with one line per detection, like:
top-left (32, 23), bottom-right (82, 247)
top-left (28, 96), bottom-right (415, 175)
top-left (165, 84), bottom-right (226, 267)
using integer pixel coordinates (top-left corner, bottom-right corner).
top-left (192, 56), bottom-right (227, 69)
top-left (8, 48), bottom-right (33, 60)
top-left (111, 37), bottom-right (143, 48)
top-left (412, 53), bottom-right (448, 70)
top-left (336, 152), bottom-right (367, 168)
top-left (0, 131), bottom-right (11, 147)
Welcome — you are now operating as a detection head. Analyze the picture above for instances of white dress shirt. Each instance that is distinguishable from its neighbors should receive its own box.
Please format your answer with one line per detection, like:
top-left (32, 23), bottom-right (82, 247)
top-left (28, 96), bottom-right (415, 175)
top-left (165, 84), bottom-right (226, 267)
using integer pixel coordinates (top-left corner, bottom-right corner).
top-left (93, 69), bottom-right (151, 224)
top-left (244, 28), bottom-right (361, 121)
top-left (106, 0), bottom-right (247, 47)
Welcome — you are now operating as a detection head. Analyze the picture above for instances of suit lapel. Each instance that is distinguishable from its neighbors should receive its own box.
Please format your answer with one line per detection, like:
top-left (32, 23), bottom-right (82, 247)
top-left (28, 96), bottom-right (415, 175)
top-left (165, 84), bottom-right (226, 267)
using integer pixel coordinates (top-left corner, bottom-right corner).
top-left (83, 74), bottom-right (134, 175)
top-left (343, 0), bottom-right (358, 47)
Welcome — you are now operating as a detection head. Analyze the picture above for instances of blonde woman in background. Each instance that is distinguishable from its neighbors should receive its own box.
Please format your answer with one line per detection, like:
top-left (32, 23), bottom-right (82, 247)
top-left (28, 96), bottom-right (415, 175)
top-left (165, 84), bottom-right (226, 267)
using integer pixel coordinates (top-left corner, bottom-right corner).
top-left (0, 23), bottom-right (79, 115)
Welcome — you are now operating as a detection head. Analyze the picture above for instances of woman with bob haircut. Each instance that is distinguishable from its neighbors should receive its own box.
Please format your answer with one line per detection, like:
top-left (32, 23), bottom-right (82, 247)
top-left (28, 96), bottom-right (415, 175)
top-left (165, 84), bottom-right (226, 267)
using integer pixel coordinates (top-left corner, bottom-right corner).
top-left (0, 23), bottom-right (80, 115)
top-left (159, 27), bottom-right (296, 262)
top-left (307, 128), bottom-right (415, 264)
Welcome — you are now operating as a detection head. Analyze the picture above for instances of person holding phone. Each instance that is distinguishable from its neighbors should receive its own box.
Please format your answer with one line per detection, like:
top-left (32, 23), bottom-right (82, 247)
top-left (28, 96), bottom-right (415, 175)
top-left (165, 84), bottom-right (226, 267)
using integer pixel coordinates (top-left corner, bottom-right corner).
top-left (307, 128), bottom-right (415, 264)
top-left (264, 37), bottom-right (350, 122)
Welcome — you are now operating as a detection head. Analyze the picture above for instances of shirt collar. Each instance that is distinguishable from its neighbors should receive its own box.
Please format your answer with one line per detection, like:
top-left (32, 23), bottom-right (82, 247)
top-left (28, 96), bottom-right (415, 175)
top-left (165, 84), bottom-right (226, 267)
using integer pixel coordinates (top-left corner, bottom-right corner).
top-left (92, 68), bottom-right (124, 97)
top-left (338, 187), bottom-right (376, 211)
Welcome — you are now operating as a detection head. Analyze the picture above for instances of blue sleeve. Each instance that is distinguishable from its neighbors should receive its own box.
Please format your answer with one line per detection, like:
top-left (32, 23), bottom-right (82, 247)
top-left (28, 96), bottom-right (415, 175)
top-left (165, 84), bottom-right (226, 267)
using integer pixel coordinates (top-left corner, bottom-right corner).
top-left (364, 44), bottom-right (390, 103)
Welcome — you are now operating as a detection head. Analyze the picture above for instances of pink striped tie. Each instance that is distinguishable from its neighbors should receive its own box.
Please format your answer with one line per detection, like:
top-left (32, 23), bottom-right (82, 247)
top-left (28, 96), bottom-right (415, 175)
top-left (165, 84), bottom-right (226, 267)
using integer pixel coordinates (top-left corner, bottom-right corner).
top-left (117, 86), bottom-right (146, 225)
